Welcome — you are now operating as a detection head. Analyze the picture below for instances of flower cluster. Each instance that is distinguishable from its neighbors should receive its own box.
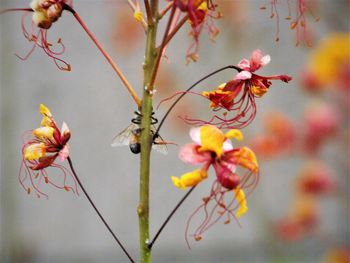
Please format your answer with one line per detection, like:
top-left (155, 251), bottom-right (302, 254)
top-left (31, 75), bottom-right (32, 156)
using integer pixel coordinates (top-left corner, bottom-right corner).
top-left (20, 104), bottom-right (77, 198)
top-left (171, 125), bottom-right (258, 244)
top-left (184, 49), bottom-right (292, 129)
top-left (174, 0), bottom-right (220, 63)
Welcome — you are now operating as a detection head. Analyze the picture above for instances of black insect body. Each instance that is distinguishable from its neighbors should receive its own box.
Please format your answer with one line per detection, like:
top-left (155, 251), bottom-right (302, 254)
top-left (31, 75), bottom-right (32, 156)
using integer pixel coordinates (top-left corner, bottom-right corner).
top-left (111, 111), bottom-right (167, 154)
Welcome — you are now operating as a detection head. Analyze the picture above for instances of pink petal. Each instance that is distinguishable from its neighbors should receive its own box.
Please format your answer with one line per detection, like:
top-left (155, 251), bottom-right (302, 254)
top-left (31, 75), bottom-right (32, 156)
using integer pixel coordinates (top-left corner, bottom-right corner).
top-left (235, 71), bottom-right (252, 80)
top-left (250, 49), bottom-right (264, 71)
top-left (58, 144), bottom-right (70, 161)
top-left (179, 143), bottom-right (211, 165)
top-left (60, 121), bottom-right (71, 145)
top-left (261, 55), bottom-right (271, 66)
top-left (223, 140), bottom-right (233, 152)
top-left (61, 121), bottom-right (69, 134)
top-left (237, 59), bottom-right (250, 70)
top-left (189, 127), bottom-right (201, 145)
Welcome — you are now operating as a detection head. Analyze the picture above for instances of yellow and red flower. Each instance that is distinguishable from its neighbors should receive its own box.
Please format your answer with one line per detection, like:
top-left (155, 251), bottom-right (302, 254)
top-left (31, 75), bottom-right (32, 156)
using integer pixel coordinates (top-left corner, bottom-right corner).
top-left (171, 125), bottom-right (258, 244)
top-left (20, 104), bottom-right (77, 197)
top-left (185, 49), bottom-right (292, 129)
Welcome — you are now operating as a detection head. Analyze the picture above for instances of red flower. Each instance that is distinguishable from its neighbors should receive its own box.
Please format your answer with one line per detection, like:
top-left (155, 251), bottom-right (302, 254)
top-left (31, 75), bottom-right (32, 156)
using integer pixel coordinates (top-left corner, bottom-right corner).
top-left (184, 49), bottom-right (292, 129)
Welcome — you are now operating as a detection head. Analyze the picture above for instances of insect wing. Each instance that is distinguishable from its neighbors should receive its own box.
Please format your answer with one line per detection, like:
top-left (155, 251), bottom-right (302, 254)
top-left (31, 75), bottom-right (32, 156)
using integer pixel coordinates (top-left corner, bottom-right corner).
top-left (151, 126), bottom-right (168, 155)
top-left (111, 123), bottom-right (138, 147)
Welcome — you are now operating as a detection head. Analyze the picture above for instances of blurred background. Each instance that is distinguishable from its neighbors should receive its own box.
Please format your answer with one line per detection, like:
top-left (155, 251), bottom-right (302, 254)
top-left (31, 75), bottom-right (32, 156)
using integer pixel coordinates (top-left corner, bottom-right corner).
top-left (0, 0), bottom-right (349, 262)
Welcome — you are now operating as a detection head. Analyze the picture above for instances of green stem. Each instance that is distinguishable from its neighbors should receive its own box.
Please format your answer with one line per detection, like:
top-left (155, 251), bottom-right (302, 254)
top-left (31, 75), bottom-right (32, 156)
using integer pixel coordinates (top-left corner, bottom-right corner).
top-left (138, 1), bottom-right (158, 263)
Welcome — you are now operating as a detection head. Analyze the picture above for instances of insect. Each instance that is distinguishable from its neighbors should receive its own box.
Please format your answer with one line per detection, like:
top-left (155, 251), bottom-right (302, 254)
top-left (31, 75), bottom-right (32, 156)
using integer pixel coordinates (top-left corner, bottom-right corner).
top-left (111, 111), bottom-right (167, 154)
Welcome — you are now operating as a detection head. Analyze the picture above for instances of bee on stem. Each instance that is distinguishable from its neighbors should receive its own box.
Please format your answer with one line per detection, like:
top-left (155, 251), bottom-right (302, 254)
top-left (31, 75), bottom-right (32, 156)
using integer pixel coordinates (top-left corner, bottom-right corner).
top-left (111, 111), bottom-right (167, 154)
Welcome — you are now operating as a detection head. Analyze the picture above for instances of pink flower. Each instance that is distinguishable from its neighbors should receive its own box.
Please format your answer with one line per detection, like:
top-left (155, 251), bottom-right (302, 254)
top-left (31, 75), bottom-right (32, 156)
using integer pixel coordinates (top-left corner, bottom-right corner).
top-left (20, 104), bottom-right (78, 198)
top-left (185, 49), bottom-right (292, 129)
top-left (171, 125), bottom-right (259, 245)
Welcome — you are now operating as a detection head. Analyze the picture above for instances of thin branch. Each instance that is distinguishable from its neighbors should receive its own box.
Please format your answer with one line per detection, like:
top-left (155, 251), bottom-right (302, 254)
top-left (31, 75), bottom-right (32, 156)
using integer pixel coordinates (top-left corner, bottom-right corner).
top-left (154, 65), bottom-right (241, 138)
top-left (158, 2), bottom-right (174, 20)
top-left (67, 157), bottom-right (135, 263)
top-left (163, 14), bottom-right (188, 47)
top-left (127, 0), bottom-right (148, 30)
top-left (64, 5), bottom-right (141, 107)
top-left (148, 186), bottom-right (196, 249)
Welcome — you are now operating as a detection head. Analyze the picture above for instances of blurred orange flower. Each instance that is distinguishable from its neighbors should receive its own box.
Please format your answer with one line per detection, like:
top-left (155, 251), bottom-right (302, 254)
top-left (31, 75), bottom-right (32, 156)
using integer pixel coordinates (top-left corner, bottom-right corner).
top-left (296, 160), bottom-right (335, 196)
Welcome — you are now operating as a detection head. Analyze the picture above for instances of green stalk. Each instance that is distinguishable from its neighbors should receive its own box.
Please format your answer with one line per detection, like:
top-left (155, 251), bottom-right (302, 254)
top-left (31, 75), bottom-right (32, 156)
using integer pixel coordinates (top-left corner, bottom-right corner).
top-left (138, 1), bottom-right (158, 262)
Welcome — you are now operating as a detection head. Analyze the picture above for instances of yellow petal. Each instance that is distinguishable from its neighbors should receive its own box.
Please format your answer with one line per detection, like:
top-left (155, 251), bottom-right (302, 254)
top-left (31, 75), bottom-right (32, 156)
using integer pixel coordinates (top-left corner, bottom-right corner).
top-left (24, 143), bottom-right (46, 160)
top-left (225, 129), bottom-right (243, 141)
top-left (235, 147), bottom-right (259, 173)
top-left (198, 1), bottom-right (208, 11)
top-left (251, 85), bottom-right (268, 97)
top-left (33, 126), bottom-right (54, 140)
top-left (39, 104), bottom-right (52, 117)
top-left (40, 115), bottom-right (54, 127)
top-left (171, 169), bottom-right (208, 190)
top-left (199, 125), bottom-right (225, 157)
top-left (234, 188), bottom-right (248, 218)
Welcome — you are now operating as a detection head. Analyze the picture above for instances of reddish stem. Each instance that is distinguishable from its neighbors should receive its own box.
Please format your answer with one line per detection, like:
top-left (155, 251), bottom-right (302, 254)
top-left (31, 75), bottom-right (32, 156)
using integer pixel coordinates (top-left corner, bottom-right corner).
top-left (65, 6), bottom-right (141, 107)
top-left (0, 8), bottom-right (33, 15)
